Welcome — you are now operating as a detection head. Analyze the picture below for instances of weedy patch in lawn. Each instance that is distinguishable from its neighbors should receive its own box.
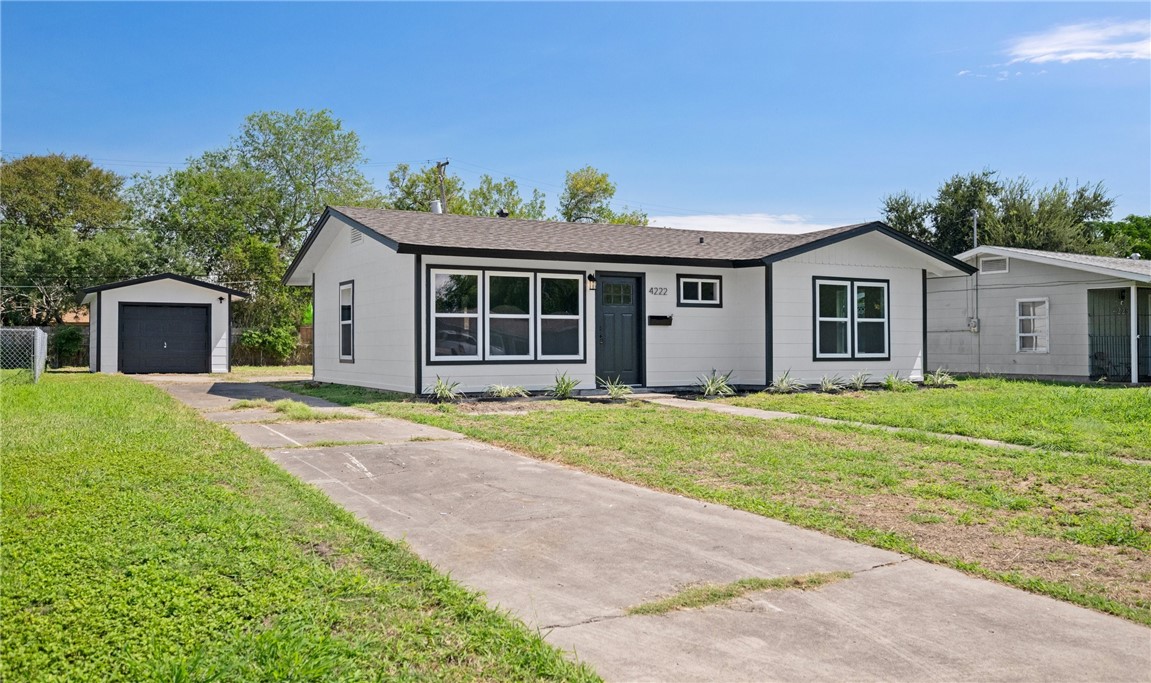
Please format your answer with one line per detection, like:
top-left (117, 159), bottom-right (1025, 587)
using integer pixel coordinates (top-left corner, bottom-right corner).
top-left (627, 572), bottom-right (851, 616)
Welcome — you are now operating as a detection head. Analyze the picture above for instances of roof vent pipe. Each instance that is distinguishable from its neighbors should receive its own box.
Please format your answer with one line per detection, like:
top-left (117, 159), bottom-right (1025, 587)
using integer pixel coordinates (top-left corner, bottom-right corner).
top-left (496, 208), bottom-right (510, 218)
top-left (430, 199), bottom-right (443, 214)
top-left (1129, 253), bottom-right (1142, 260)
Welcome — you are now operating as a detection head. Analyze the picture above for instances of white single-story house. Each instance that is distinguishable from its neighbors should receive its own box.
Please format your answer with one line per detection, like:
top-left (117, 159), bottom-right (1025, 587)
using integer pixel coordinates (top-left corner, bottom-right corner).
top-left (283, 206), bottom-right (975, 394)
top-left (927, 246), bottom-right (1151, 383)
top-left (80, 274), bottom-right (249, 374)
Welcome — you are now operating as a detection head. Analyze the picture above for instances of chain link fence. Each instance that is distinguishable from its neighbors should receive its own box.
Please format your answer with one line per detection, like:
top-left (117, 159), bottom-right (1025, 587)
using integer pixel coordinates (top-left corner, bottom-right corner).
top-left (1, 327), bottom-right (49, 385)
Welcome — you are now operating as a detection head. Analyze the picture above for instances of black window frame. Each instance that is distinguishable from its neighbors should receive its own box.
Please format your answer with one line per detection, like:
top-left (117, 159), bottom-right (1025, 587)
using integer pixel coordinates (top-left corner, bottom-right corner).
top-left (676, 274), bottom-right (723, 308)
top-left (426, 264), bottom-right (588, 366)
top-left (811, 276), bottom-right (891, 362)
top-left (339, 280), bottom-right (354, 363)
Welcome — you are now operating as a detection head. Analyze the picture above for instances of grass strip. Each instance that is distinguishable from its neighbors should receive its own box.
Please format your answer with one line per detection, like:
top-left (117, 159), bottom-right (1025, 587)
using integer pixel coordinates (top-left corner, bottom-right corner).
top-left (627, 572), bottom-right (851, 616)
top-left (231, 398), bottom-right (363, 421)
top-left (1, 375), bottom-right (596, 682)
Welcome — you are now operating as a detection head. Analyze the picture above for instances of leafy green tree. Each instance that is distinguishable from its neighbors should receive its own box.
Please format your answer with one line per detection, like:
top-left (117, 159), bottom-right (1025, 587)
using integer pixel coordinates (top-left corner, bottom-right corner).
top-left (462, 174), bottom-right (546, 219)
top-left (384, 163), bottom-right (466, 213)
top-left (1, 155), bottom-right (166, 324)
top-left (882, 170), bottom-right (1114, 255)
top-left (557, 166), bottom-right (648, 225)
top-left (1091, 215), bottom-right (1151, 258)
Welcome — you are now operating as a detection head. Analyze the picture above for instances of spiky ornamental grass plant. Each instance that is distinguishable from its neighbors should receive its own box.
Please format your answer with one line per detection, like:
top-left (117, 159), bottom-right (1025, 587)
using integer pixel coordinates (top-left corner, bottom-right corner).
top-left (881, 372), bottom-right (916, 392)
top-left (819, 375), bottom-right (846, 394)
top-left (486, 384), bottom-right (529, 398)
top-left (426, 376), bottom-right (463, 403)
top-left (847, 371), bottom-right (871, 391)
top-left (548, 372), bottom-right (581, 399)
top-left (598, 375), bottom-right (634, 401)
top-left (923, 368), bottom-right (956, 387)
top-left (770, 370), bottom-right (807, 394)
top-left (696, 369), bottom-right (736, 397)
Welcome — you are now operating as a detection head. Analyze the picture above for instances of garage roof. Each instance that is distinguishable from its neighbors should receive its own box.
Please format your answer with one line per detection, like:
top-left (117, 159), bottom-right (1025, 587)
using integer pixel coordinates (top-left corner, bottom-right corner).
top-left (79, 273), bottom-right (249, 305)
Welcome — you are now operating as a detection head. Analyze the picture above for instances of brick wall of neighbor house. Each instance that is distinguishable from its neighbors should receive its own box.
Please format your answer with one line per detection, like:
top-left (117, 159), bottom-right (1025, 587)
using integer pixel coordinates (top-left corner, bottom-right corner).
top-left (93, 279), bottom-right (231, 373)
top-left (771, 231), bottom-right (930, 384)
top-left (415, 255), bottom-right (766, 393)
top-left (928, 257), bottom-right (1125, 379)
top-left (312, 214), bottom-right (416, 392)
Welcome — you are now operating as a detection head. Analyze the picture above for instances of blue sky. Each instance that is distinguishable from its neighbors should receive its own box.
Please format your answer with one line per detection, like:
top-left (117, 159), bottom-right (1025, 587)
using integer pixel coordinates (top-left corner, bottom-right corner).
top-left (3, 2), bottom-right (1148, 233)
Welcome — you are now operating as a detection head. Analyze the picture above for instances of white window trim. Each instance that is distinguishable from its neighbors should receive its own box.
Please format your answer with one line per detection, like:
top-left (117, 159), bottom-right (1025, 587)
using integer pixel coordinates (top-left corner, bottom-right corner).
top-left (485, 271), bottom-right (534, 361)
top-left (1016, 297), bottom-right (1050, 354)
top-left (854, 281), bottom-right (889, 359)
top-left (814, 280), bottom-right (852, 359)
top-left (678, 276), bottom-right (722, 305)
top-left (979, 256), bottom-right (1009, 274)
top-left (431, 269), bottom-right (482, 362)
top-left (339, 282), bottom-right (354, 361)
top-left (537, 274), bottom-right (584, 360)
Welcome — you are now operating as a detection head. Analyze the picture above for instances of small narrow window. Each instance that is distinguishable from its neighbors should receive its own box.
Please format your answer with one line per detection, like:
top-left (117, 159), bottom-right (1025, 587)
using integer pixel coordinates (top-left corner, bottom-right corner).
top-left (339, 282), bottom-right (354, 362)
top-left (539, 275), bottom-right (582, 359)
top-left (1017, 298), bottom-right (1049, 353)
top-left (487, 272), bottom-right (533, 359)
top-left (677, 275), bottom-right (722, 307)
top-left (432, 271), bottom-right (481, 360)
top-left (980, 257), bottom-right (1008, 274)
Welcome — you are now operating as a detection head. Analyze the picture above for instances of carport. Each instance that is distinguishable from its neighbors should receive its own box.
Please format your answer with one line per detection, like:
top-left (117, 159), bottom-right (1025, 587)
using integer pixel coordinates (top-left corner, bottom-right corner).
top-left (80, 273), bottom-right (248, 374)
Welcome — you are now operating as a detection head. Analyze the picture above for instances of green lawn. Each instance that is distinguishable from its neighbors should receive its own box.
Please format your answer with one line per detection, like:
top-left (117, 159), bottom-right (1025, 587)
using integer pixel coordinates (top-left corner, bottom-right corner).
top-left (282, 381), bottom-right (1151, 626)
top-left (225, 365), bottom-right (313, 380)
top-left (724, 378), bottom-right (1151, 459)
top-left (1, 375), bottom-right (596, 682)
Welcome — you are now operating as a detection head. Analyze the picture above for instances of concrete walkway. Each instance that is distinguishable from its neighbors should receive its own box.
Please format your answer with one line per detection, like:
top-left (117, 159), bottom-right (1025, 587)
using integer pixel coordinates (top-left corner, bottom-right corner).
top-left (151, 378), bottom-right (1151, 682)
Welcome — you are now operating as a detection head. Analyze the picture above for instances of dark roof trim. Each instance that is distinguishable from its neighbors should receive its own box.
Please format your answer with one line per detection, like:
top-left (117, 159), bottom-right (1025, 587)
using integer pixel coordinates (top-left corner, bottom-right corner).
top-left (759, 222), bottom-right (977, 274)
top-left (395, 243), bottom-right (763, 268)
top-left (282, 207), bottom-right (401, 284)
top-left (81, 273), bottom-right (250, 298)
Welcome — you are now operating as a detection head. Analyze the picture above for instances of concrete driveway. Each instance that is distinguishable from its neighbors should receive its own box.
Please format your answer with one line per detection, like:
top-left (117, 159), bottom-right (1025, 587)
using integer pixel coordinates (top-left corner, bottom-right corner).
top-left (155, 379), bottom-right (1151, 682)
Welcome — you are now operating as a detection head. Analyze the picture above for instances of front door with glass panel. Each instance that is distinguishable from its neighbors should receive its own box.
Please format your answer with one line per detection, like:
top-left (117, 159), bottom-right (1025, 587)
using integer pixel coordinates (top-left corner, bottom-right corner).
top-left (596, 275), bottom-right (641, 385)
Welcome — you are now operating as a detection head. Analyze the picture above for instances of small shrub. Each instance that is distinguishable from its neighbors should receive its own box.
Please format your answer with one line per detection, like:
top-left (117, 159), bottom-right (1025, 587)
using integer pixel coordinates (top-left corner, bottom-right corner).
top-left (486, 384), bottom-right (529, 398)
top-left (881, 372), bottom-right (915, 392)
top-left (548, 372), bottom-right (581, 399)
top-left (770, 370), bottom-right (806, 394)
top-left (598, 375), bottom-right (634, 401)
top-left (696, 369), bottom-right (735, 397)
top-left (923, 367), bottom-right (956, 387)
top-left (426, 376), bottom-right (462, 403)
top-left (51, 325), bottom-right (85, 364)
top-left (847, 371), bottom-right (871, 391)
top-left (818, 375), bottom-right (845, 394)
top-left (237, 325), bottom-right (299, 364)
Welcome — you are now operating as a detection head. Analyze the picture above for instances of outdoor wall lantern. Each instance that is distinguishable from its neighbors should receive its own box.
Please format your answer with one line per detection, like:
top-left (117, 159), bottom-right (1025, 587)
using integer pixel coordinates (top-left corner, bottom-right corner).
top-left (586, 274), bottom-right (597, 291)
top-left (218, 296), bottom-right (226, 304)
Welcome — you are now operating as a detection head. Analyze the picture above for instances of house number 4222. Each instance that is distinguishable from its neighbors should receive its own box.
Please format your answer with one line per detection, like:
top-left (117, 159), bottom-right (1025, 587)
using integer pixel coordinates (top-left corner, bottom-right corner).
top-left (648, 287), bottom-right (668, 296)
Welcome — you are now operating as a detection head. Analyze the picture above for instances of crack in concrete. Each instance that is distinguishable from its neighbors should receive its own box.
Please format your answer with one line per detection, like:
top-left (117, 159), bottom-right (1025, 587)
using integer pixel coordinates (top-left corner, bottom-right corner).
top-left (856, 557), bottom-right (913, 574)
top-left (539, 612), bottom-right (628, 631)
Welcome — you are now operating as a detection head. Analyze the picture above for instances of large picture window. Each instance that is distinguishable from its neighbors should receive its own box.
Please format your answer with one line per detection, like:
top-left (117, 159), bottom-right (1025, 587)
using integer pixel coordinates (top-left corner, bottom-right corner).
top-left (429, 267), bottom-right (585, 363)
top-left (339, 281), bottom-right (354, 362)
top-left (1017, 298), bottom-right (1049, 353)
top-left (813, 278), bottom-right (889, 360)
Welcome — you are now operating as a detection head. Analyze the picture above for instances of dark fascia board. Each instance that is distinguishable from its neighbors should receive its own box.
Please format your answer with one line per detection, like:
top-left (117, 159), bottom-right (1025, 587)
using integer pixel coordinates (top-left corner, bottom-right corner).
top-left (760, 222), bottom-right (978, 275)
top-left (80, 273), bottom-right (250, 300)
top-left (282, 206), bottom-right (402, 285)
top-left (397, 244), bottom-right (762, 269)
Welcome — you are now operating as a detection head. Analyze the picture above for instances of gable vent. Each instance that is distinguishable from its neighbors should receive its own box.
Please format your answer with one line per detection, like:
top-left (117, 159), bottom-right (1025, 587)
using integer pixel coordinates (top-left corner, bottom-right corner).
top-left (350, 229), bottom-right (363, 244)
top-left (979, 256), bottom-right (1008, 274)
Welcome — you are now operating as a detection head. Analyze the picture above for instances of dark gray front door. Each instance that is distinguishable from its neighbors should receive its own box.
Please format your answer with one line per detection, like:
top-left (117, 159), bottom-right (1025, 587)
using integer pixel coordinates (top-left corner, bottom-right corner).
top-left (119, 304), bottom-right (211, 373)
top-left (596, 275), bottom-right (641, 385)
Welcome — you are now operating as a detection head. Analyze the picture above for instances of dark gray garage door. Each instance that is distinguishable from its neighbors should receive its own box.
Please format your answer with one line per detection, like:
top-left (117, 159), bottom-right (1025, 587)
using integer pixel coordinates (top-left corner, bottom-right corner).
top-left (119, 304), bottom-right (211, 373)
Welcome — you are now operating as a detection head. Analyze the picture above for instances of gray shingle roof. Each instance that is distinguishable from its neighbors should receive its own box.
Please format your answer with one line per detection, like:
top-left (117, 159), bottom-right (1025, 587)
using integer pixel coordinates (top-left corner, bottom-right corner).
top-left (329, 206), bottom-right (869, 264)
top-left (977, 246), bottom-right (1151, 279)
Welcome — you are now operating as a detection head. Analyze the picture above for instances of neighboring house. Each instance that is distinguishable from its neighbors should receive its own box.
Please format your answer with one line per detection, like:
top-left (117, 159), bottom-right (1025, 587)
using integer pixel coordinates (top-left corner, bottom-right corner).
top-left (927, 246), bottom-right (1151, 383)
top-left (80, 274), bottom-right (248, 374)
top-left (283, 207), bottom-right (974, 394)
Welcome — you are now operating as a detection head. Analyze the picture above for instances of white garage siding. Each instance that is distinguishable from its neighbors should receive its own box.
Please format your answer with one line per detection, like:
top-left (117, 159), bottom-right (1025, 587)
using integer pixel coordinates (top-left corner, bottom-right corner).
top-left (311, 215), bottom-right (417, 393)
top-left (770, 232), bottom-right (928, 384)
top-left (91, 279), bottom-right (232, 373)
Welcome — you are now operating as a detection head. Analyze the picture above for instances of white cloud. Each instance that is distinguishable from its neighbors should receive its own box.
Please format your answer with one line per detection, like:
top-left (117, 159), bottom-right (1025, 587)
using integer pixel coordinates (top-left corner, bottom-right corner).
top-left (956, 69), bottom-right (972, 77)
top-left (647, 213), bottom-right (836, 235)
top-left (1007, 19), bottom-right (1151, 64)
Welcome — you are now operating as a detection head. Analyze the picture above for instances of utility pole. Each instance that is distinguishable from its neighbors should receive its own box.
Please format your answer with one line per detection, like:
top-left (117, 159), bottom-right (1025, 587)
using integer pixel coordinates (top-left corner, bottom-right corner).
top-left (435, 160), bottom-right (450, 214)
top-left (971, 208), bottom-right (980, 248)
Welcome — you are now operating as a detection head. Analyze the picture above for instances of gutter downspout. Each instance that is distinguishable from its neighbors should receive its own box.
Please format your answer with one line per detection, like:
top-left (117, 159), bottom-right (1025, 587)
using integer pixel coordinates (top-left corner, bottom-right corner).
top-left (1131, 283), bottom-right (1139, 384)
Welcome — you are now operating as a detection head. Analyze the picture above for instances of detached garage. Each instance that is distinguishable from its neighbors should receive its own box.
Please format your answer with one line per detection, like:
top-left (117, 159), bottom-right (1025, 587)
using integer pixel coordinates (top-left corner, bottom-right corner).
top-left (80, 274), bottom-right (248, 374)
